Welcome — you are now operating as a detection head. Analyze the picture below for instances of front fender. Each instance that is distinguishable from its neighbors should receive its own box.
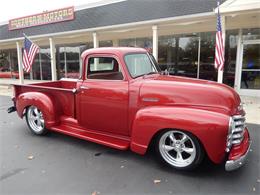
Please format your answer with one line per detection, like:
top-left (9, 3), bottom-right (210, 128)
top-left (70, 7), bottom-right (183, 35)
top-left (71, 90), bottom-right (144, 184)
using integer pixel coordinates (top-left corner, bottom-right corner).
top-left (16, 92), bottom-right (58, 128)
top-left (130, 106), bottom-right (229, 164)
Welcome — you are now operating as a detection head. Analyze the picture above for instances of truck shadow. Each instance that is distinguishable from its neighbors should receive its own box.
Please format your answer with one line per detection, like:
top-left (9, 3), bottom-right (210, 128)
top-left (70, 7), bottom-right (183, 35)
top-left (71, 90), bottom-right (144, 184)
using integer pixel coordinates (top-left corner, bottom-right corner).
top-left (43, 130), bottom-right (251, 180)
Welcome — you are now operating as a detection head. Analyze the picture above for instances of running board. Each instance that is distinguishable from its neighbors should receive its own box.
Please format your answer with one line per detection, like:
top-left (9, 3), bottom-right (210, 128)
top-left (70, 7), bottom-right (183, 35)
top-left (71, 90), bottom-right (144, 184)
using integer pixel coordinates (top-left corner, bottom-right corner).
top-left (50, 124), bottom-right (130, 150)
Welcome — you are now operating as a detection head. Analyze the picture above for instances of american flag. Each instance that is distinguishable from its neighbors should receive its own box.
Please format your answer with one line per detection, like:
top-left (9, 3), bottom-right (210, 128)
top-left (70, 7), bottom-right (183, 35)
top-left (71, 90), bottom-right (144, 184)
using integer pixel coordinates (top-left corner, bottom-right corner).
top-left (23, 36), bottom-right (39, 72)
top-left (214, 3), bottom-right (225, 71)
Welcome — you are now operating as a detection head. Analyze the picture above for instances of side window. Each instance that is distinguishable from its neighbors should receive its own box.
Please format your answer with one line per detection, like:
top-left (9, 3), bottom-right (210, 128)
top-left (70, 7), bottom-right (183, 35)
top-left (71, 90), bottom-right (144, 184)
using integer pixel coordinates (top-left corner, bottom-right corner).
top-left (87, 57), bottom-right (123, 80)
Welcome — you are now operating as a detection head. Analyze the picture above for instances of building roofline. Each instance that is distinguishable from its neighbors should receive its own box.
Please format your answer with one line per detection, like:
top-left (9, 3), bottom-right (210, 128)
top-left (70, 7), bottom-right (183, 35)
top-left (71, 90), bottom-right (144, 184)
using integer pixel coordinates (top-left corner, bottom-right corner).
top-left (75, 0), bottom-right (126, 11)
top-left (0, 11), bottom-right (214, 44)
top-left (215, 0), bottom-right (260, 14)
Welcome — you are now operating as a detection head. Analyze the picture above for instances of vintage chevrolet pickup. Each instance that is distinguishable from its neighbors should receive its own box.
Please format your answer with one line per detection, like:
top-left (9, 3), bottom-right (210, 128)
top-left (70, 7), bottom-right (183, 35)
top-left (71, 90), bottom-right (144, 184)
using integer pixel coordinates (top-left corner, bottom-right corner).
top-left (8, 47), bottom-right (251, 171)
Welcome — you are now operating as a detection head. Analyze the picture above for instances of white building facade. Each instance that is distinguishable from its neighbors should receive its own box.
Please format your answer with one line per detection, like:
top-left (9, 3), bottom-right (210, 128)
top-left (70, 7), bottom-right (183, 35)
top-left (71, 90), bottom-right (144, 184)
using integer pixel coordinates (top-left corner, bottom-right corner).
top-left (0, 0), bottom-right (259, 96)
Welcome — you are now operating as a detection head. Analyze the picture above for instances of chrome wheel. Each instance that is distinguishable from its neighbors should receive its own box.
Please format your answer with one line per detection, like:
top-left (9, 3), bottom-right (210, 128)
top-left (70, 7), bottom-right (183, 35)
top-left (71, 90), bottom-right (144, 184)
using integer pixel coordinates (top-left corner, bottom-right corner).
top-left (27, 106), bottom-right (45, 133)
top-left (159, 130), bottom-right (196, 168)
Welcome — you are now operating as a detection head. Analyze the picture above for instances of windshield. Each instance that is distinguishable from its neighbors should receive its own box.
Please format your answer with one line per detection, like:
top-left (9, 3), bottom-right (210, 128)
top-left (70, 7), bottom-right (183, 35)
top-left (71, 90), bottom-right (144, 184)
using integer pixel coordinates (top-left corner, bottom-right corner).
top-left (124, 53), bottom-right (159, 78)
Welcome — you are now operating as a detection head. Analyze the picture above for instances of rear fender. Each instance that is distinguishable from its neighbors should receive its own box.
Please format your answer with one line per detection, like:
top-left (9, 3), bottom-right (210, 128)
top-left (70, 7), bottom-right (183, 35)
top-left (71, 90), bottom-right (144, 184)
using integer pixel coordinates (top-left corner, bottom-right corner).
top-left (130, 106), bottom-right (229, 164)
top-left (16, 92), bottom-right (58, 128)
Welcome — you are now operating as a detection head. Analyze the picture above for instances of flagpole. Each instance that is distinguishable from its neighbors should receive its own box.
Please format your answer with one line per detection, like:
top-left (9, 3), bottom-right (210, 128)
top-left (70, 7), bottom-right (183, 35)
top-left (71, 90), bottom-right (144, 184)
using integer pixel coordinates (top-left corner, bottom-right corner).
top-left (216, 2), bottom-right (225, 84)
top-left (23, 33), bottom-right (52, 60)
top-left (218, 7), bottom-right (225, 83)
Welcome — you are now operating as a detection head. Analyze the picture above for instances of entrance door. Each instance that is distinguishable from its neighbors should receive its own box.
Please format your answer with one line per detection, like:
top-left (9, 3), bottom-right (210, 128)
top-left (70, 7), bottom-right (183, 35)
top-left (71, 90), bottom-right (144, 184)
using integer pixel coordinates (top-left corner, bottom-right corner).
top-left (238, 40), bottom-right (260, 96)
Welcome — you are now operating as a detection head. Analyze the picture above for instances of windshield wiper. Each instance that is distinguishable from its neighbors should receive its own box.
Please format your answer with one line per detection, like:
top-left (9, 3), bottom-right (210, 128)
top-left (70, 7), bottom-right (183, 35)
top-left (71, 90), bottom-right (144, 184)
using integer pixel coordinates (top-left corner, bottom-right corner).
top-left (146, 71), bottom-right (158, 75)
top-left (133, 72), bottom-right (158, 79)
top-left (142, 71), bottom-right (158, 78)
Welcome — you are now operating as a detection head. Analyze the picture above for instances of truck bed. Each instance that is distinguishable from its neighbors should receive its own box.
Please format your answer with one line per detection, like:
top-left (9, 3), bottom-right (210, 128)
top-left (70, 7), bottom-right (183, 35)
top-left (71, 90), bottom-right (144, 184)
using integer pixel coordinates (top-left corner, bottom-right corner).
top-left (14, 80), bottom-right (77, 118)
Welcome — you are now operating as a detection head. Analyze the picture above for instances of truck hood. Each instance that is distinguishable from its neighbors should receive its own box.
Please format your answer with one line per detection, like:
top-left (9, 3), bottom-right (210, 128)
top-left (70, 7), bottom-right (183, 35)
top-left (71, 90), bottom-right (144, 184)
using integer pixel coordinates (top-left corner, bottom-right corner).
top-left (139, 75), bottom-right (241, 115)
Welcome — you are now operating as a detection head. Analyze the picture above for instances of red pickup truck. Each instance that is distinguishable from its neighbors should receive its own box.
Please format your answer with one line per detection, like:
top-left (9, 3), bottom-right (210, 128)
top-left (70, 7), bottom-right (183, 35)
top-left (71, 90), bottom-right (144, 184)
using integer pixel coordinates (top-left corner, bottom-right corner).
top-left (8, 47), bottom-right (251, 171)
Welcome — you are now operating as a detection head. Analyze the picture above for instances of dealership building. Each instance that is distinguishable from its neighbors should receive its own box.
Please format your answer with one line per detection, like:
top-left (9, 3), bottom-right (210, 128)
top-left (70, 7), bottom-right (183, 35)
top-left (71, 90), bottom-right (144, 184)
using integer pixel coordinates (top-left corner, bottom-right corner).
top-left (0, 0), bottom-right (259, 96)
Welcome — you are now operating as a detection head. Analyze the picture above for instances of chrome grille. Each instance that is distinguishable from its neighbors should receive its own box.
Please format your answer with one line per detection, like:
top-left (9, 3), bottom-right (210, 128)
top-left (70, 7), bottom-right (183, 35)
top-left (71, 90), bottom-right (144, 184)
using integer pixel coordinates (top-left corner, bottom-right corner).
top-left (226, 115), bottom-right (246, 152)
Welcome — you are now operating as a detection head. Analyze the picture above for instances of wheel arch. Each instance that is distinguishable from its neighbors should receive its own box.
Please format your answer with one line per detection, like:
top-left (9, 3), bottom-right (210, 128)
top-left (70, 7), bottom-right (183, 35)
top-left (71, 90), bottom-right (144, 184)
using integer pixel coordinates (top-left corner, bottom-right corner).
top-left (16, 92), bottom-right (58, 128)
top-left (130, 106), bottom-right (229, 164)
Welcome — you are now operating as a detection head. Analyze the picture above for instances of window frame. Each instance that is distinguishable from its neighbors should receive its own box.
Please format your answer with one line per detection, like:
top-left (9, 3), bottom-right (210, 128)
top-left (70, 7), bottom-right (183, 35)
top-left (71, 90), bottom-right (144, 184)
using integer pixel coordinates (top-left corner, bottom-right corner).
top-left (88, 57), bottom-right (115, 73)
top-left (85, 54), bottom-right (126, 81)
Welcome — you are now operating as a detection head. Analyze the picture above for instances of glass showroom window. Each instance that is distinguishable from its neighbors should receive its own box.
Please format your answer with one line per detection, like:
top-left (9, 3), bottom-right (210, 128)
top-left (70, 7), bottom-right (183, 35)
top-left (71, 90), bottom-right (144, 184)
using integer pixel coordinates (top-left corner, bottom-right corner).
top-left (223, 30), bottom-right (239, 87)
top-left (175, 35), bottom-right (199, 78)
top-left (119, 38), bottom-right (136, 47)
top-left (26, 48), bottom-right (51, 80)
top-left (66, 47), bottom-right (81, 79)
top-left (158, 34), bottom-right (199, 78)
top-left (241, 44), bottom-right (260, 89)
top-left (0, 49), bottom-right (19, 79)
top-left (31, 53), bottom-right (41, 80)
top-left (240, 28), bottom-right (260, 90)
top-left (158, 35), bottom-right (176, 71)
top-left (243, 28), bottom-right (260, 40)
top-left (40, 48), bottom-right (51, 80)
top-left (136, 37), bottom-right (152, 49)
top-left (57, 44), bottom-right (90, 79)
top-left (58, 46), bottom-right (80, 79)
top-left (119, 37), bottom-right (152, 49)
top-left (100, 40), bottom-right (113, 47)
top-left (199, 32), bottom-right (217, 81)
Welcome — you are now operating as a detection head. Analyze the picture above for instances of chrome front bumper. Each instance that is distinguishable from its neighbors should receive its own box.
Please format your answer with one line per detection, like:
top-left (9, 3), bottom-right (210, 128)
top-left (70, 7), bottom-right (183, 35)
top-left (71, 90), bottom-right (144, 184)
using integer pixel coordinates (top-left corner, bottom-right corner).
top-left (225, 141), bottom-right (251, 171)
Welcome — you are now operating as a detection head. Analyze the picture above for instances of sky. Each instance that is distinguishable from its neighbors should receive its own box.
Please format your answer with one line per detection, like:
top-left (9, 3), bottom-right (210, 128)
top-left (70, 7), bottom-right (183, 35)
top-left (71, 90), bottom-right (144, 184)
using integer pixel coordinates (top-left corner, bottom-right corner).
top-left (0, 0), bottom-right (105, 23)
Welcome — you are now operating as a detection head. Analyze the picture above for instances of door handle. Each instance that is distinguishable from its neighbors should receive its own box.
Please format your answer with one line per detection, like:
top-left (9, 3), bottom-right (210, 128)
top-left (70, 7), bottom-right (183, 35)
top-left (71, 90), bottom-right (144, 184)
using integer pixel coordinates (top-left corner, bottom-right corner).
top-left (80, 86), bottom-right (89, 90)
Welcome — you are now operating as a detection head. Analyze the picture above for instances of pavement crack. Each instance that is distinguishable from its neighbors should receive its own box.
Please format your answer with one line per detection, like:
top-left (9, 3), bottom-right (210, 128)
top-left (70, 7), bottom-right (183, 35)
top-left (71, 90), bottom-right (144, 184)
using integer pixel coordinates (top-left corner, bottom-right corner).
top-left (0, 168), bottom-right (27, 181)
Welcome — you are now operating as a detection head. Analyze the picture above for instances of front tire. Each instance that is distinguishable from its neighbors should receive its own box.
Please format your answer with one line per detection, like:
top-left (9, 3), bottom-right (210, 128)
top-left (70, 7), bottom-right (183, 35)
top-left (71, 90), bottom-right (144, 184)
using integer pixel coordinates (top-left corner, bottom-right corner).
top-left (155, 130), bottom-right (204, 170)
top-left (26, 106), bottom-right (48, 135)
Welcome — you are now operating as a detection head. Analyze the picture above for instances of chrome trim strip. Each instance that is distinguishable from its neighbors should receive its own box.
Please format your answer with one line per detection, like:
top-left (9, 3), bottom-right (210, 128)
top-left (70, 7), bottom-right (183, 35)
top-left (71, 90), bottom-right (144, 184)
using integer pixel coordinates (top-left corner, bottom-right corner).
top-left (225, 141), bottom-right (251, 171)
top-left (142, 97), bottom-right (159, 102)
top-left (233, 115), bottom-right (245, 120)
top-left (232, 127), bottom-right (243, 133)
top-left (234, 121), bottom-right (244, 126)
top-left (79, 86), bottom-right (89, 89)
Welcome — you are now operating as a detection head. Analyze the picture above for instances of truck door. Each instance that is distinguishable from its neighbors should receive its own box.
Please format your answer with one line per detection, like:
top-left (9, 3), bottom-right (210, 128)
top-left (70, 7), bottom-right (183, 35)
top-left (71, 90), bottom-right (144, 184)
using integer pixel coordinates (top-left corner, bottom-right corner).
top-left (77, 55), bottom-right (129, 136)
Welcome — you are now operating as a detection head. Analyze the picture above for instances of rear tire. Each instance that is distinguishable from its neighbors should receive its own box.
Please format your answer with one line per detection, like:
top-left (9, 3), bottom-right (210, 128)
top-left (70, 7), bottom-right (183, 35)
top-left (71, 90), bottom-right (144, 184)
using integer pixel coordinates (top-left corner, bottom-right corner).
top-left (26, 106), bottom-right (48, 135)
top-left (155, 129), bottom-right (204, 171)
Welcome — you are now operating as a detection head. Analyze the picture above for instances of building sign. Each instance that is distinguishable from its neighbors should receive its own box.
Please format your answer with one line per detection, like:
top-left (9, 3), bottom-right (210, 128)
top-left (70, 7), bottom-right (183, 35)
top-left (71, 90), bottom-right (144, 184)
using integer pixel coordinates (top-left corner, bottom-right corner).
top-left (9, 7), bottom-right (74, 31)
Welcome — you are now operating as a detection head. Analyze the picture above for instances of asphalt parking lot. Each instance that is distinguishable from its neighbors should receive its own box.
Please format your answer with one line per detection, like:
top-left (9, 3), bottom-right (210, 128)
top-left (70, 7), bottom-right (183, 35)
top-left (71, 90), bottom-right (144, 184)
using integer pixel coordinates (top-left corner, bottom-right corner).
top-left (0, 95), bottom-right (259, 195)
